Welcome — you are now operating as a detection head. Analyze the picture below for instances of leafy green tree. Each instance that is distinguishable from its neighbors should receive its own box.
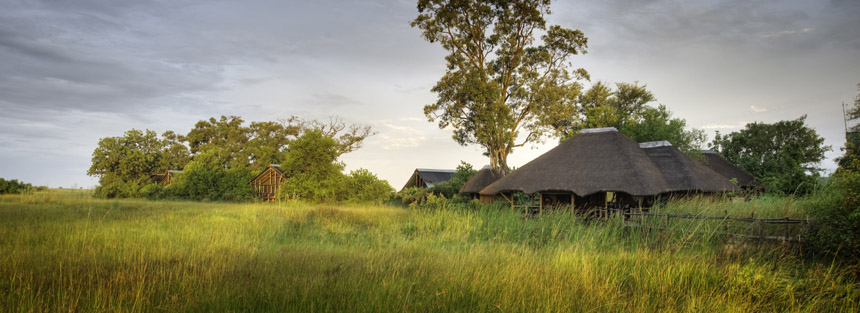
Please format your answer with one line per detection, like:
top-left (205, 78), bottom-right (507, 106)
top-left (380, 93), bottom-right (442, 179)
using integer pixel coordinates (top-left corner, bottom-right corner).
top-left (159, 130), bottom-right (190, 171)
top-left (710, 115), bottom-right (830, 194)
top-left (246, 120), bottom-right (300, 168)
top-left (563, 82), bottom-right (705, 155)
top-left (88, 129), bottom-right (171, 198)
top-left (169, 149), bottom-right (254, 201)
top-left (619, 105), bottom-right (706, 156)
top-left (278, 129), bottom-right (346, 202)
top-left (344, 169), bottom-right (395, 204)
top-left (186, 116), bottom-right (251, 169)
top-left (430, 161), bottom-right (478, 198)
top-left (412, 0), bottom-right (589, 174)
top-left (0, 178), bottom-right (34, 194)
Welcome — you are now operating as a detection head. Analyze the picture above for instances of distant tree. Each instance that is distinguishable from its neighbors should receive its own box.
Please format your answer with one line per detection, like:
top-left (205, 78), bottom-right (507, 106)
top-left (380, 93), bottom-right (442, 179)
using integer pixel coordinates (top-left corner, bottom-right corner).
top-left (159, 130), bottom-right (190, 170)
top-left (278, 129), bottom-right (346, 202)
top-left (246, 120), bottom-right (300, 168)
top-left (88, 129), bottom-right (168, 198)
top-left (430, 161), bottom-right (478, 198)
top-left (291, 116), bottom-right (376, 156)
top-left (169, 149), bottom-right (254, 201)
top-left (710, 115), bottom-right (830, 194)
top-left (186, 116), bottom-right (251, 169)
top-left (344, 169), bottom-right (395, 204)
top-left (619, 105), bottom-right (706, 156)
top-left (563, 82), bottom-right (705, 155)
top-left (0, 178), bottom-right (34, 194)
top-left (412, 0), bottom-right (589, 174)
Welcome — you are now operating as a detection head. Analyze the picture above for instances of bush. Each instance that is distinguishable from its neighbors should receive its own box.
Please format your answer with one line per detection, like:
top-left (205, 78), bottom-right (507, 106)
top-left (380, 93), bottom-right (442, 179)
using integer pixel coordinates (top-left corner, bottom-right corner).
top-left (0, 178), bottom-right (35, 194)
top-left (345, 169), bottom-right (394, 204)
top-left (805, 168), bottom-right (860, 262)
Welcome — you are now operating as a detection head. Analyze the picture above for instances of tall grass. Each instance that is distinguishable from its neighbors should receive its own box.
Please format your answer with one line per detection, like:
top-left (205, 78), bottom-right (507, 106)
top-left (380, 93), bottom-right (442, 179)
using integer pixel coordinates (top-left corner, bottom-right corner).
top-left (0, 190), bottom-right (857, 312)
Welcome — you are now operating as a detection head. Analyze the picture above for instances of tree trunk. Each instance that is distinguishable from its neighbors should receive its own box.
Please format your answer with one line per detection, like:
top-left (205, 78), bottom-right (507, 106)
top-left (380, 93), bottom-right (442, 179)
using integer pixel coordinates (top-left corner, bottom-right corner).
top-left (488, 145), bottom-right (511, 176)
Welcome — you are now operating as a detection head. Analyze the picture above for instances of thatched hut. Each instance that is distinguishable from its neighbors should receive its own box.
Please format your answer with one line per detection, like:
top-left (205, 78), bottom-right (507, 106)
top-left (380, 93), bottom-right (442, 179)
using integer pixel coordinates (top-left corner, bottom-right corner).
top-left (480, 127), bottom-right (671, 210)
top-left (150, 170), bottom-right (181, 186)
top-left (640, 141), bottom-right (738, 194)
top-left (459, 165), bottom-right (503, 203)
top-left (701, 150), bottom-right (756, 188)
top-left (401, 169), bottom-right (456, 191)
top-left (249, 164), bottom-right (286, 201)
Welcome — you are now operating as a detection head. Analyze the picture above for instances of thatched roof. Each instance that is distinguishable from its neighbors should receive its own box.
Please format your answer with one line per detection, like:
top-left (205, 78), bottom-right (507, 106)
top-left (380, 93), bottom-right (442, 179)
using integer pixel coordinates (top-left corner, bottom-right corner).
top-left (701, 150), bottom-right (756, 187)
top-left (641, 141), bottom-right (738, 193)
top-left (480, 128), bottom-right (671, 197)
top-left (402, 169), bottom-right (456, 190)
top-left (459, 165), bottom-right (503, 195)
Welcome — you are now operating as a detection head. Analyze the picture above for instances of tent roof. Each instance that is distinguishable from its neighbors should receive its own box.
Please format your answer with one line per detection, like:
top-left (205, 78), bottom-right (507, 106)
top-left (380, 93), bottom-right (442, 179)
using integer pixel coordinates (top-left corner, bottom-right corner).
top-left (402, 168), bottom-right (456, 190)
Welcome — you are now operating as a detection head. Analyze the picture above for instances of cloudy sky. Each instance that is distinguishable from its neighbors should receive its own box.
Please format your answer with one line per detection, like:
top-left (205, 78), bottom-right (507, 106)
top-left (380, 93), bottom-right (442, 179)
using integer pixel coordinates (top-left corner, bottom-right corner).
top-left (1, 0), bottom-right (858, 189)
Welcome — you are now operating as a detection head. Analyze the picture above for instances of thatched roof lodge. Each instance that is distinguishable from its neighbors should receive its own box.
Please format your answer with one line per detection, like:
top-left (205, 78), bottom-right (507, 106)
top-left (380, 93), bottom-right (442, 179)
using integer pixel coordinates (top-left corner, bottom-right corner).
top-left (640, 141), bottom-right (738, 193)
top-left (480, 127), bottom-right (671, 210)
top-left (401, 168), bottom-right (456, 191)
top-left (459, 165), bottom-right (503, 203)
top-left (249, 164), bottom-right (286, 201)
top-left (701, 150), bottom-right (756, 188)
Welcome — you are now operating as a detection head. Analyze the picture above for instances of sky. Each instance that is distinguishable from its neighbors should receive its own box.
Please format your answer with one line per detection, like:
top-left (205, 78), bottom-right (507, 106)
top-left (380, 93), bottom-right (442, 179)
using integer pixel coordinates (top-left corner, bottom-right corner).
top-left (1, 0), bottom-right (858, 189)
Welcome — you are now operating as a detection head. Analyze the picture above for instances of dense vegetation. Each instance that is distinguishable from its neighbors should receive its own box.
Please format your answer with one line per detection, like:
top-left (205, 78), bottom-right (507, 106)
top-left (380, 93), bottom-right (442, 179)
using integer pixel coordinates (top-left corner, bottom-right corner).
top-left (1, 189), bottom-right (856, 312)
top-left (710, 115), bottom-right (830, 195)
top-left (0, 178), bottom-right (45, 194)
top-left (87, 116), bottom-right (392, 203)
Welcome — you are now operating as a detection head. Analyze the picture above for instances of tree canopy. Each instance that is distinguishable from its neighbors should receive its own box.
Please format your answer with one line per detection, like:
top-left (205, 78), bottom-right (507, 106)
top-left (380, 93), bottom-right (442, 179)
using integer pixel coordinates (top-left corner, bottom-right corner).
top-left (709, 115), bottom-right (830, 194)
top-left (562, 82), bottom-right (706, 156)
top-left (412, 0), bottom-right (588, 174)
top-left (88, 115), bottom-right (377, 200)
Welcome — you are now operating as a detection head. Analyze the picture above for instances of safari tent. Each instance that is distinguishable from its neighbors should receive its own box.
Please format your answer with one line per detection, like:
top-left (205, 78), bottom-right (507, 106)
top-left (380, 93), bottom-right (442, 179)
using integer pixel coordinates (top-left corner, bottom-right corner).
top-left (249, 164), bottom-right (286, 201)
top-left (480, 127), bottom-right (671, 211)
top-left (459, 165), bottom-right (503, 203)
top-left (701, 150), bottom-right (756, 188)
top-left (640, 141), bottom-right (738, 194)
top-left (401, 169), bottom-right (456, 191)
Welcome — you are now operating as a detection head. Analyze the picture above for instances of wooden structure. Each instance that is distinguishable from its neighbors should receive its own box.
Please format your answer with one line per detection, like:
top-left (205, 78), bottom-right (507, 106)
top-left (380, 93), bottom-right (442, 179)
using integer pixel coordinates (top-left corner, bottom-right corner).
top-left (401, 168), bottom-right (456, 191)
top-left (249, 164), bottom-right (286, 201)
top-left (150, 170), bottom-right (181, 186)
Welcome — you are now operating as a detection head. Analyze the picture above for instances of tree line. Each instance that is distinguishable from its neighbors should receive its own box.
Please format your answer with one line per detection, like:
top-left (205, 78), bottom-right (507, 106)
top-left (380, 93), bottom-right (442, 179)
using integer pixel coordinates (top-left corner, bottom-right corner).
top-left (87, 116), bottom-right (393, 203)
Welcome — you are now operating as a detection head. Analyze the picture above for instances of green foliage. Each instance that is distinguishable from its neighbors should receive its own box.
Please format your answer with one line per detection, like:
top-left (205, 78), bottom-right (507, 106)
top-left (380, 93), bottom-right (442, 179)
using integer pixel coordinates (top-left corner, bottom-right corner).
top-left (344, 169), bottom-right (394, 205)
top-left (392, 187), bottom-right (432, 207)
top-left (277, 130), bottom-right (390, 204)
top-left (0, 178), bottom-right (35, 194)
top-left (169, 150), bottom-right (255, 202)
top-left (564, 82), bottom-right (706, 156)
top-left (429, 161), bottom-right (477, 198)
top-left (412, 0), bottom-right (589, 174)
top-left (710, 115), bottom-right (831, 195)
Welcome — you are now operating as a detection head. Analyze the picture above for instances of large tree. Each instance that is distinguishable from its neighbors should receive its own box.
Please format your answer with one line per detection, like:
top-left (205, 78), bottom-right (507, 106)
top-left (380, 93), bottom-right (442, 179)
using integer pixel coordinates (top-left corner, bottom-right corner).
top-left (562, 82), bottom-right (706, 156)
top-left (412, 0), bottom-right (588, 174)
top-left (710, 115), bottom-right (830, 194)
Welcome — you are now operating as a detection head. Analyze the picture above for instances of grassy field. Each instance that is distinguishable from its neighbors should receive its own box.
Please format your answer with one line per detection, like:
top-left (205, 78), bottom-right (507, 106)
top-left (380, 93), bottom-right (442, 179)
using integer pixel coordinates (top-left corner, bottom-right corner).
top-left (1, 190), bottom-right (857, 312)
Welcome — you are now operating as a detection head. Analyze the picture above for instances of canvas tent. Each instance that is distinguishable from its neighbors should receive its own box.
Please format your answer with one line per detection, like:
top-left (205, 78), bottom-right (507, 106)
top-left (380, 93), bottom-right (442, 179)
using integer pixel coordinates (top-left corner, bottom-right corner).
top-left (701, 150), bottom-right (756, 188)
top-left (640, 141), bottom-right (738, 193)
top-left (459, 165), bottom-right (503, 203)
top-left (480, 127), bottom-right (671, 210)
top-left (401, 169), bottom-right (456, 191)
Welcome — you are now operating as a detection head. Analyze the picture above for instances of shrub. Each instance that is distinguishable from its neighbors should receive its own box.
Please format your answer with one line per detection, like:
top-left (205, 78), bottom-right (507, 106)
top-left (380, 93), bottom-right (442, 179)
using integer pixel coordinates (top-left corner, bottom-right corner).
top-left (345, 168), bottom-right (394, 204)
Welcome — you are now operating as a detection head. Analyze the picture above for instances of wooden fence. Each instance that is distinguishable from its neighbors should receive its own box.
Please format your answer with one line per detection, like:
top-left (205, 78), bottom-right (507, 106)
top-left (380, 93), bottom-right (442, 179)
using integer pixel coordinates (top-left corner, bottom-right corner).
top-left (621, 211), bottom-right (814, 242)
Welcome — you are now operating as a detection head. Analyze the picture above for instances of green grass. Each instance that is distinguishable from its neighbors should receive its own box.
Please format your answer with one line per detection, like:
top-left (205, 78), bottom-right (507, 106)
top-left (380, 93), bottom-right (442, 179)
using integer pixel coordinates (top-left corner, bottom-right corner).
top-left (1, 190), bottom-right (857, 312)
